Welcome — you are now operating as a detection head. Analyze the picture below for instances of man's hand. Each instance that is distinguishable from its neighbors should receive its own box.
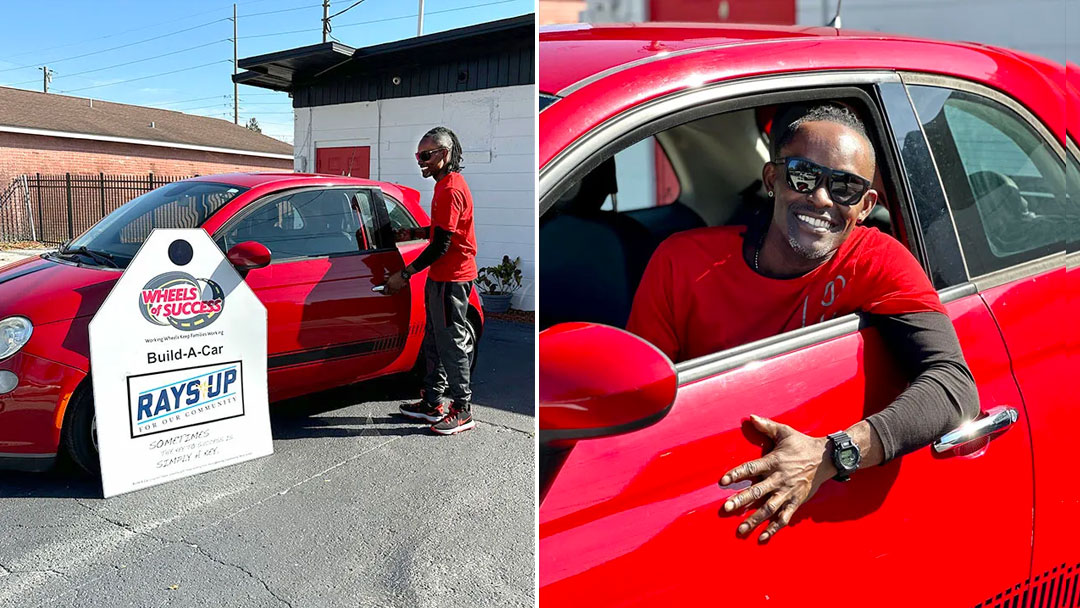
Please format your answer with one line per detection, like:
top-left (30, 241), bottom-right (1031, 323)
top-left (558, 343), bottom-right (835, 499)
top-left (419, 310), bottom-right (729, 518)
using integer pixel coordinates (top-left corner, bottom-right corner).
top-left (383, 271), bottom-right (408, 295)
top-left (719, 415), bottom-right (837, 542)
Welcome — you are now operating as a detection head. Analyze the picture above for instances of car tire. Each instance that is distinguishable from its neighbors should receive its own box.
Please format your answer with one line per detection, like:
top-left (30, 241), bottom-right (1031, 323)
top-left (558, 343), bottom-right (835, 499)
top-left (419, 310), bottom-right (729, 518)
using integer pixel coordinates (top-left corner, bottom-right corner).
top-left (61, 384), bottom-right (100, 476)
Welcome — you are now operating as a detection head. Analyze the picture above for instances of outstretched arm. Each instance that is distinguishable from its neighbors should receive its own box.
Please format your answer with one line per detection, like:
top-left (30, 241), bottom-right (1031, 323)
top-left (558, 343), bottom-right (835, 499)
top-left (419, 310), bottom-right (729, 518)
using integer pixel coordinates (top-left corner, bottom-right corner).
top-left (720, 311), bottom-right (978, 542)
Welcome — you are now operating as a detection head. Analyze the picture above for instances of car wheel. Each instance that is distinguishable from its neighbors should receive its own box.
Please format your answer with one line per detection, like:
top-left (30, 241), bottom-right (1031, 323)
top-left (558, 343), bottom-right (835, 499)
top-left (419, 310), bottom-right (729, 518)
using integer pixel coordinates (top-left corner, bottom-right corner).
top-left (61, 385), bottom-right (100, 475)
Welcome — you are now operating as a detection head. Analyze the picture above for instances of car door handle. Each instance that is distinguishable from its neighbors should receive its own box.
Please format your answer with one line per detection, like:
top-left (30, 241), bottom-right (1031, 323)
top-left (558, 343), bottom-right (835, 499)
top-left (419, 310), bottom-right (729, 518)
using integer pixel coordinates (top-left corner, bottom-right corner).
top-left (932, 406), bottom-right (1018, 453)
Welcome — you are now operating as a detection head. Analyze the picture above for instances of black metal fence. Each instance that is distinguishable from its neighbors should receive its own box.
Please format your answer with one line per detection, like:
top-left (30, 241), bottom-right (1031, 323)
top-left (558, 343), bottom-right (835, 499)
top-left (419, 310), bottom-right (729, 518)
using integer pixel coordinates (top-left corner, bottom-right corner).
top-left (0, 173), bottom-right (193, 244)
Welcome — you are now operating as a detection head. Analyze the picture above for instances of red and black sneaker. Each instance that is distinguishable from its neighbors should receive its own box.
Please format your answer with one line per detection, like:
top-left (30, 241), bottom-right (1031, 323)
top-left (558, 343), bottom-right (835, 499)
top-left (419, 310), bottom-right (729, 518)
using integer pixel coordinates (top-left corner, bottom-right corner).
top-left (399, 399), bottom-right (445, 423)
top-left (431, 406), bottom-right (475, 435)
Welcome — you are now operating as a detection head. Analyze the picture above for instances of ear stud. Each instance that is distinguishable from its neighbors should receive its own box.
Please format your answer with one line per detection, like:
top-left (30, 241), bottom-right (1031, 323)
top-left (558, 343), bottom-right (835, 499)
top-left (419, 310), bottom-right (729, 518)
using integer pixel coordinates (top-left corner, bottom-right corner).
top-left (767, 190), bottom-right (774, 197)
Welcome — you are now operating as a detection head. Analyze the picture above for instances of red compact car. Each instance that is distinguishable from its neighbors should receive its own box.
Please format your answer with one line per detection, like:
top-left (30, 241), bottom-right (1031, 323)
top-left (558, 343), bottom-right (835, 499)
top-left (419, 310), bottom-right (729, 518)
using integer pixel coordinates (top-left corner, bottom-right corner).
top-left (0, 173), bottom-right (483, 474)
top-left (539, 24), bottom-right (1076, 607)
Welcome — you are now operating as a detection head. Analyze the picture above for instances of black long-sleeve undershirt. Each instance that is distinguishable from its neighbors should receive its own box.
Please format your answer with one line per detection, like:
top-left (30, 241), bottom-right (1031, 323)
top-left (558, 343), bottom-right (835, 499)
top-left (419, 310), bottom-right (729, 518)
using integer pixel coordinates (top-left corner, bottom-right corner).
top-left (864, 310), bottom-right (980, 462)
top-left (410, 227), bottom-right (453, 273)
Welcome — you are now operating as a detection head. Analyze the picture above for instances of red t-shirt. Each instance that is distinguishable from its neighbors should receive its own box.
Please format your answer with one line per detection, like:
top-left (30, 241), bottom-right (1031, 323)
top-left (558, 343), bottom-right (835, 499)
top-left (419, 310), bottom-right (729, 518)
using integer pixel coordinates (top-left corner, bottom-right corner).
top-left (626, 226), bottom-right (945, 363)
top-left (428, 172), bottom-right (478, 282)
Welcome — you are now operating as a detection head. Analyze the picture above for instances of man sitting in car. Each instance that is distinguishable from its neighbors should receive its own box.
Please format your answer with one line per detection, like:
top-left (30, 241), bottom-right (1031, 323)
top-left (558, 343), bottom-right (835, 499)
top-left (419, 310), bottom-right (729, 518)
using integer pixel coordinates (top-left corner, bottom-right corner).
top-left (627, 102), bottom-right (980, 542)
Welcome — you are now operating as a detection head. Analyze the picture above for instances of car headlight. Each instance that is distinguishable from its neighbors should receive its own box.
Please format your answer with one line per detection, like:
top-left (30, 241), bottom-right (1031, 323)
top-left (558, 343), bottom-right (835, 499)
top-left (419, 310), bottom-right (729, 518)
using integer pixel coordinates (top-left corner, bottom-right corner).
top-left (0, 316), bottom-right (33, 360)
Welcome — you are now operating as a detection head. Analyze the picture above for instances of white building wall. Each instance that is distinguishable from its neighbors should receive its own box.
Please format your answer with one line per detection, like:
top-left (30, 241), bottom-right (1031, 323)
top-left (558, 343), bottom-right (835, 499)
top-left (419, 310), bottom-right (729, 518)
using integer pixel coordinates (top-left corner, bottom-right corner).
top-left (797, 0), bottom-right (1068, 65)
top-left (293, 84), bottom-right (536, 311)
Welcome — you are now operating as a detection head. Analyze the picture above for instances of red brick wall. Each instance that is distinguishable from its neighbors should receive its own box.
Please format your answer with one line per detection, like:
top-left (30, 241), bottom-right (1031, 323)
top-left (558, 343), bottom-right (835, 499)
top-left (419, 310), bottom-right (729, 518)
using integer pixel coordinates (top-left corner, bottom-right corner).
top-left (0, 131), bottom-right (292, 188)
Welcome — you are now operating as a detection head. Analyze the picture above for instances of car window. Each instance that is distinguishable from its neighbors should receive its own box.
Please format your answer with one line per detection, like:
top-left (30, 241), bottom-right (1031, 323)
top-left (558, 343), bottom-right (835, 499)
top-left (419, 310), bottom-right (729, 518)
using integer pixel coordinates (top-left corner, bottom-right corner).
top-left (908, 85), bottom-right (1065, 276)
top-left (598, 136), bottom-right (681, 211)
top-left (540, 93), bottom-right (906, 337)
top-left (384, 195), bottom-right (419, 230)
top-left (70, 181), bottom-right (244, 267)
top-left (219, 188), bottom-right (362, 260)
top-left (1067, 149), bottom-right (1079, 249)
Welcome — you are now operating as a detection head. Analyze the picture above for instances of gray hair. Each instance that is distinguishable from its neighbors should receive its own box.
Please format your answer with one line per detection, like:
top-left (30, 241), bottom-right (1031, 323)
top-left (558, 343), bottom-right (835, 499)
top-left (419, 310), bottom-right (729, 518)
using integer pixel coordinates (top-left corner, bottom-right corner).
top-left (421, 126), bottom-right (463, 173)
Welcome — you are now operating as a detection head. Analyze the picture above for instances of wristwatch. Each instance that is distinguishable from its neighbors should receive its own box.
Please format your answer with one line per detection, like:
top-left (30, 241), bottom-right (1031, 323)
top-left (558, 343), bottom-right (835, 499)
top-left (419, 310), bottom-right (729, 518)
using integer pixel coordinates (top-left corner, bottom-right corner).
top-left (827, 431), bottom-right (861, 482)
top-left (399, 267), bottom-right (412, 281)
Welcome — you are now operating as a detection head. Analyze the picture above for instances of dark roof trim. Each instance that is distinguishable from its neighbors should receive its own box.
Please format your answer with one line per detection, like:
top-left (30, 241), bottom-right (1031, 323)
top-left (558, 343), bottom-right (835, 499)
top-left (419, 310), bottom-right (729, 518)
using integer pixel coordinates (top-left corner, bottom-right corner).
top-left (237, 41), bottom-right (356, 73)
top-left (234, 14), bottom-right (533, 93)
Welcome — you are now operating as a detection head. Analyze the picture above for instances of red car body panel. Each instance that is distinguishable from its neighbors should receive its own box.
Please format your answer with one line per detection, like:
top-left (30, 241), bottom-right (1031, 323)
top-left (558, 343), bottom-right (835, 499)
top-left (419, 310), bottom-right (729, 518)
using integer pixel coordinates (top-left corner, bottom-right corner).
top-left (540, 296), bottom-right (1034, 607)
top-left (540, 27), bottom-right (1065, 168)
top-left (540, 23), bottom-right (1073, 606)
top-left (0, 173), bottom-right (483, 460)
top-left (979, 268), bottom-right (1072, 584)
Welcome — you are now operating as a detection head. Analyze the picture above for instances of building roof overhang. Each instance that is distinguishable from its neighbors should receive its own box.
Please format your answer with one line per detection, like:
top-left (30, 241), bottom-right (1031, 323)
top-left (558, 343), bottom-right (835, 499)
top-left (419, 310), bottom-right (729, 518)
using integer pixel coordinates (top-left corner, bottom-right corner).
top-left (234, 14), bottom-right (534, 92)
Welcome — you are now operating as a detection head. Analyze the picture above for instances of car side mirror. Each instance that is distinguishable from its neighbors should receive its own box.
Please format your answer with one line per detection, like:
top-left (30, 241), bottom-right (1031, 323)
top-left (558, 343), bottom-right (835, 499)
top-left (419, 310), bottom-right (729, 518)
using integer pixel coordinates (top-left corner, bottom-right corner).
top-left (539, 322), bottom-right (677, 443)
top-left (226, 241), bottom-right (271, 271)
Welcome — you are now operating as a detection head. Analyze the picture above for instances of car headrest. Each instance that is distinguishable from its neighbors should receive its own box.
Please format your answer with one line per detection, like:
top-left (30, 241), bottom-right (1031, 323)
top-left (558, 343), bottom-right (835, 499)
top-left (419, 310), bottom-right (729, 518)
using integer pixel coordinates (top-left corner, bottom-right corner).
top-left (566, 156), bottom-right (619, 214)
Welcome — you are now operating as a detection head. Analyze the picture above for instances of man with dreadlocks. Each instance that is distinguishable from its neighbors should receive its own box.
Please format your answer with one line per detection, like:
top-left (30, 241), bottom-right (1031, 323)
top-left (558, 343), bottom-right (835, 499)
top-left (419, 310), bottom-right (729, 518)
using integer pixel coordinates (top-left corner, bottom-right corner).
top-left (385, 126), bottom-right (478, 435)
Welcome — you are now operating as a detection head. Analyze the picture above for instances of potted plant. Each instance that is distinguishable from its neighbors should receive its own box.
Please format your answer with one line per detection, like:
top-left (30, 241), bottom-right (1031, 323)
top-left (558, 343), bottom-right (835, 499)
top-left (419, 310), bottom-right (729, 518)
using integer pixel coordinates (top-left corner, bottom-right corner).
top-left (476, 255), bottom-right (522, 314)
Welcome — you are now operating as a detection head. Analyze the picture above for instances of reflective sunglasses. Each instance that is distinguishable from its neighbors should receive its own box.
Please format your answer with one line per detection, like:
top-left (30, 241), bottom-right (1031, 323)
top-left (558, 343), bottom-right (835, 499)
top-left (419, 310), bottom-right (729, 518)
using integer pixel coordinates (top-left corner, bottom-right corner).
top-left (415, 147), bottom-right (447, 162)
top-left (773, 156), bottom-right (871, 205)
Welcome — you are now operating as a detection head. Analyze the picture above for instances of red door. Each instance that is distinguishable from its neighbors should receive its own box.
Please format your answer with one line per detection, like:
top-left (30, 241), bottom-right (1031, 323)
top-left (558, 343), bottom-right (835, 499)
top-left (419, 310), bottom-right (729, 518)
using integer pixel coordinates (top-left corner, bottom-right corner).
top-left (539, 294), bottom-right (1033, 606)
top-left (316, 146), bottom-right (371, 178)
top-left (215, 186), bottom-right (410, 401)
top-left (981, 267), bottom-right (1074, 585)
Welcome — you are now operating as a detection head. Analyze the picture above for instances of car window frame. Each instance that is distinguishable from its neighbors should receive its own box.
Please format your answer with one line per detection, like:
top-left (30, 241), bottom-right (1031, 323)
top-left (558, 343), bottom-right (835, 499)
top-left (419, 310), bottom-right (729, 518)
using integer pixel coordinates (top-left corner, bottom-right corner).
top-left (899, 72), bottom-right (1068, 291)
top-left (213, 185), bottom-right (391, 264)
top-left (1066, 138), bottom-right (1080, 269)
top-left (540, 70), bottom-right (966, 386)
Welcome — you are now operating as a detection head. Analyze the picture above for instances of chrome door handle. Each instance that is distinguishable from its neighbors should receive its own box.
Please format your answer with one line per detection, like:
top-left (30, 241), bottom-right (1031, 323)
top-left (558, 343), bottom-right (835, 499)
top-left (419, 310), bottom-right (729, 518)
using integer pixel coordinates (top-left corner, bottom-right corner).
top-left (933, 406), bottom-right (1019, 453)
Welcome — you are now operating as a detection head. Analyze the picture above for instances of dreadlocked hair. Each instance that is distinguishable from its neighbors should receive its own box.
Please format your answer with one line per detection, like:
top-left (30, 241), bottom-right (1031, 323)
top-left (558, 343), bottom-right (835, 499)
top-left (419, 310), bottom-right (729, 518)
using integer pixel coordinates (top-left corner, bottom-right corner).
top-left (422, 126), bottom-right (464, 173)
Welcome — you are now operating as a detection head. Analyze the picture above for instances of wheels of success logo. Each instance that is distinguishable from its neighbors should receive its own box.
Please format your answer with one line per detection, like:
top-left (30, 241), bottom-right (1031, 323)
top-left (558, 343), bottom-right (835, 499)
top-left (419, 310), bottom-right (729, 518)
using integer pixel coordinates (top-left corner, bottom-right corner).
top-left (140, 272), bottom-right (225, 331)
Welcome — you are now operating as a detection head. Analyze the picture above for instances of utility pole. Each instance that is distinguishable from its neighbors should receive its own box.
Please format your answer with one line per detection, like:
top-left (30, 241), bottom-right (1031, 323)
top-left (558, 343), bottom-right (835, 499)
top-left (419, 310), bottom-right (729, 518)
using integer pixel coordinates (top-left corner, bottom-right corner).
top-left (323, 0), bottom-right (330, 43)
top-left (233, 3), bottom-right (238, 125)
top-left (40, 66), bottom-right (53, 93)
top-left (417, 0), bottom-right (424, 36)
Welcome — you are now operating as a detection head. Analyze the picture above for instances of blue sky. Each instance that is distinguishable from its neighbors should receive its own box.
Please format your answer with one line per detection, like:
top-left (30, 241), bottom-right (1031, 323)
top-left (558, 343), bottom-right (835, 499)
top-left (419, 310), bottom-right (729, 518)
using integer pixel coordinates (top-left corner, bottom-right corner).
top-left (0, 0), bottom-right (535, 143)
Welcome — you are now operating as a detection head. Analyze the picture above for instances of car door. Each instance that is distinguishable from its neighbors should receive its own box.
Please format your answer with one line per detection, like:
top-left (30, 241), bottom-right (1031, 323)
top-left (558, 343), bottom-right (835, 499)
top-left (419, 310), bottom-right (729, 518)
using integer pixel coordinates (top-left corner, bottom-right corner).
top-left (903, 76), bottom-right (1077, 599)
top-left (216, 186), bottom-right (410, 401)
top-left (539, 72), bottom-right (1034, 607)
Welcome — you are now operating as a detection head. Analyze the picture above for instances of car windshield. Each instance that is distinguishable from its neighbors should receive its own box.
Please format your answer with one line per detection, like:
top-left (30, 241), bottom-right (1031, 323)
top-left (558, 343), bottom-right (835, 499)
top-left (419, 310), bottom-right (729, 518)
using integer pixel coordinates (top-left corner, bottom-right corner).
top-left (62, 181), bottom-right (245, 268)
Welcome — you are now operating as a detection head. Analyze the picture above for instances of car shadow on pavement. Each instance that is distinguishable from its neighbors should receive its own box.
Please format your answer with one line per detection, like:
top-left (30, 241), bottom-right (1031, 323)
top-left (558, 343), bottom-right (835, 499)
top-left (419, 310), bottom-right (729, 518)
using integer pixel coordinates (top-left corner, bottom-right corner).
top-left (270, 373), bottom-right (435, 440)
top-left (0, 462), bottom-right (102, 499)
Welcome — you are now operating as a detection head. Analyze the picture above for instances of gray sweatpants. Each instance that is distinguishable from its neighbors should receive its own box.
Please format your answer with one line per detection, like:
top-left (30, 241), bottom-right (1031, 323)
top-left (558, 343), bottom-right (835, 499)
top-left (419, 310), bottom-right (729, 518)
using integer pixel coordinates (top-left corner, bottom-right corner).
top-left (422, 279), bottom-right (473, 409)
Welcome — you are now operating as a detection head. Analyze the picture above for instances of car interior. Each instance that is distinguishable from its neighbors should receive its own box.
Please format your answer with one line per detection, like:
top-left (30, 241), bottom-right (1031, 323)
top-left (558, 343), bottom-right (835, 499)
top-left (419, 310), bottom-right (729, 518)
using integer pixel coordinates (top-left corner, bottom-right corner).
top-left (539, 97), bottom-right (901, 332)
top-left (223, 189), bottom-right (363, 260)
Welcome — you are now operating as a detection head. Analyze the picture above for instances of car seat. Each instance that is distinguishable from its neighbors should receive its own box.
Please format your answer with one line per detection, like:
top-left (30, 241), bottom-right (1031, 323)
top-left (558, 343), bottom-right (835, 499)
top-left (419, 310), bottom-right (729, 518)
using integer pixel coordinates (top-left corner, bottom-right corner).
top-left (539, 157), bottom-right (653, 330)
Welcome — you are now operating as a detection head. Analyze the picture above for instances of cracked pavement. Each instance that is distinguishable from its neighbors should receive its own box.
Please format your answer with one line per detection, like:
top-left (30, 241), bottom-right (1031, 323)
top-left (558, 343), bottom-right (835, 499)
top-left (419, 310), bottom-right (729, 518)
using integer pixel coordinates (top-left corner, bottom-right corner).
top-left (0, 319), bottom-right (536, 608)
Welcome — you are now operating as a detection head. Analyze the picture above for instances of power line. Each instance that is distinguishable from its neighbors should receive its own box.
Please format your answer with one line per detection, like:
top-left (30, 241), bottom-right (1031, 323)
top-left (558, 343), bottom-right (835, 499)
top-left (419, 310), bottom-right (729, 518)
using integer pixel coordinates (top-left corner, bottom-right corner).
top-left (0, 18), bottom-right (230, 75)
top-left (327, 0), bottom-right (367, 20)
top-left (242, 2), bottom-right (324, 18)
top-left (239, 0), bottom-right (522, 40)
top-left (147, 94), bottom-right (232, 106)
top-left (58, 60), bottom-right (234, 94)
top-left (169, 102), bottom-right (235, 112)
top-left (3, 39), bottom-right (231, 87)
top-left (0, 0), bottom-right (292, 63)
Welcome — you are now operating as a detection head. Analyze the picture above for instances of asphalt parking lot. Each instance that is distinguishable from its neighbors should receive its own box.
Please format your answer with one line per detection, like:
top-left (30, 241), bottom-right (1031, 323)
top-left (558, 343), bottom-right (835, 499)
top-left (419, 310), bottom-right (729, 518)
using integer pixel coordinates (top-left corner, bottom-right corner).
top-left (0, 319), bottom-right (536, 608)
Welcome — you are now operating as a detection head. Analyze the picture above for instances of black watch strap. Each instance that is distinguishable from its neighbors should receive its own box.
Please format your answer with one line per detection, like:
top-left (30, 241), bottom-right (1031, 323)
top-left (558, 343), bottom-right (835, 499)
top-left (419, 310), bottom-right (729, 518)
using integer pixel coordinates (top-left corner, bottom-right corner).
top-left (400, 268), bottom-right (412, 280)
top-left (828, 431), bottom-right (859, 482)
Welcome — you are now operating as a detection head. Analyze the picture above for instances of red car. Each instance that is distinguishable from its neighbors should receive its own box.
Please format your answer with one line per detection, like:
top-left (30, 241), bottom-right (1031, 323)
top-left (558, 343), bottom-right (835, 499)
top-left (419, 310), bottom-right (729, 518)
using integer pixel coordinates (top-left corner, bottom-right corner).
top-left (539, 24), bottom-right (1076, 607)
top-left (0, 173), bottom-right (483, 474)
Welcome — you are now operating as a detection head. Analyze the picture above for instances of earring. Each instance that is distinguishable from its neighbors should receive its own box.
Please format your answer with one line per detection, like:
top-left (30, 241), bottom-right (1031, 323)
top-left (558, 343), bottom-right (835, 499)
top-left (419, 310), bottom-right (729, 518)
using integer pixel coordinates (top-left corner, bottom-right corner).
top-left (767, 190), bottom-right (774, 198)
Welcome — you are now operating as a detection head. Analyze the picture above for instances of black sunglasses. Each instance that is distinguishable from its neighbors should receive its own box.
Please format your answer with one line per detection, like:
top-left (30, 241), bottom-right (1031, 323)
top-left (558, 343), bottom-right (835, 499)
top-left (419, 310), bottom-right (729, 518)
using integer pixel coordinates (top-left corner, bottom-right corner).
top-left (415, 147), bottom-right (447, 162)
top-left (773, 156), bottom-right (871, 205)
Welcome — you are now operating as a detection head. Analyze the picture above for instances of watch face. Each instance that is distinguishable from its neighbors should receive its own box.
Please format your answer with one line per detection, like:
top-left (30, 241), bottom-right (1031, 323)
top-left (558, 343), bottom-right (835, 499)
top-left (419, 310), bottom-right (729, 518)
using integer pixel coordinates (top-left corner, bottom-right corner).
top-left (838, 449), bottom-right (858, 469)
